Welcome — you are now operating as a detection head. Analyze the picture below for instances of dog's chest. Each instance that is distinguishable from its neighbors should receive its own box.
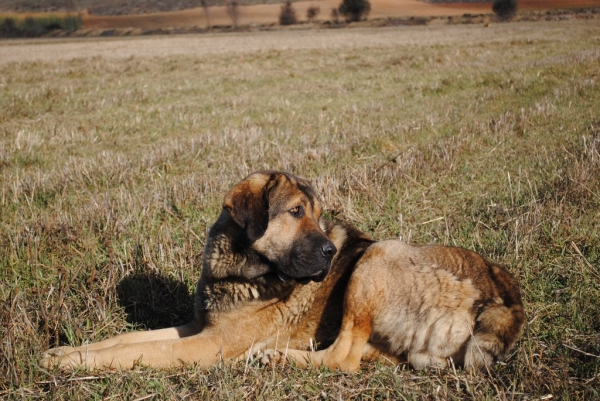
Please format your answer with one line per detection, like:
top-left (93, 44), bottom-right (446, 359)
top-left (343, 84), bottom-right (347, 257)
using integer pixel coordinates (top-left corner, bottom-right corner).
top-left (278, 283), bottom-right (320, 326)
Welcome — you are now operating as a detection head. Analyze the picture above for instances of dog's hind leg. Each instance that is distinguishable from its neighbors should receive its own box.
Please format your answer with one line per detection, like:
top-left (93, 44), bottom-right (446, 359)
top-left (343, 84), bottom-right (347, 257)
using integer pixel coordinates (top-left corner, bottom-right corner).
top-left (464, 263), bottom-right (525, 372)
top-left (463, 302), bottom-right (523, 371)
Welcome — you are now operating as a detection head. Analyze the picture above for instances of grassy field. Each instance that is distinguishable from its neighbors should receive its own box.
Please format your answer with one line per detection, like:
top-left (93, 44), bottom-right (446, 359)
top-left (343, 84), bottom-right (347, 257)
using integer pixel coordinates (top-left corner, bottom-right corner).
top-left (1, 19), bottom-right (599, 399)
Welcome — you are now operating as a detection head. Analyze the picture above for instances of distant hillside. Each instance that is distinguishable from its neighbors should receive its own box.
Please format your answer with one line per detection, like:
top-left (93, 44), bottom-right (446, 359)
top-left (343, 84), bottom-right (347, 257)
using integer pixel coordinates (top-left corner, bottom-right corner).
top-left (0, 0), bottom-right (296, 14)
top-left (1, 0), bottom-right (90, 13)
top-left (423, 0), bottom-right (488, 2)
top-left (2, 0), bottom-right (597, 15)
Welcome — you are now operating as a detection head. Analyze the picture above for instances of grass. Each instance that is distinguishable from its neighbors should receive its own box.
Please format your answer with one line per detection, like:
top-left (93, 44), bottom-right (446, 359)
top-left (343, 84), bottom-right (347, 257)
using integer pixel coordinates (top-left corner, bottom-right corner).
top-left (1, 19), bottom-right (599, 399)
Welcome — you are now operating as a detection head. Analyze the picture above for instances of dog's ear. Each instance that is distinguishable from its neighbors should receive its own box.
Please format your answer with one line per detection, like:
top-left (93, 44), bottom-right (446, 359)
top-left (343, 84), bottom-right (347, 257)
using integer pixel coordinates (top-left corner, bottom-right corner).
top-left (223, 172), bottom-right (278, 242)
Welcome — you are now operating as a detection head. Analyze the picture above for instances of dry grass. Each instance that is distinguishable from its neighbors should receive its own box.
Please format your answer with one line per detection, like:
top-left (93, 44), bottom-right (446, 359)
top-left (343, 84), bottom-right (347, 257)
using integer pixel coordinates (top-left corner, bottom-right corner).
top-left (1, 19), bottom-right (600, 399)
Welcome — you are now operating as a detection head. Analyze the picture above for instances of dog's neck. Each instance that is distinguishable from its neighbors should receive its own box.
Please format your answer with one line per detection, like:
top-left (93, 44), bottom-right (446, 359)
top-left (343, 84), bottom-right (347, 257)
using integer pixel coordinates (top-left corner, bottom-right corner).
top-left (201, 220), bottom-right (274, 280)
top-left (197, 221), bottom-right (295, 313)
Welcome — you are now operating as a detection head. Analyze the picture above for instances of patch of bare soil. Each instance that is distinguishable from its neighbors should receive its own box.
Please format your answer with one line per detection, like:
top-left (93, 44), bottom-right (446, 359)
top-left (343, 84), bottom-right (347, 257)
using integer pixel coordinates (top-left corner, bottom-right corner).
top-left (79, 0), bottom-right (481, 30)
top-left (441, 0), bottom-right (600, 13)
top-left (77, 0), bottom-right (600, 30)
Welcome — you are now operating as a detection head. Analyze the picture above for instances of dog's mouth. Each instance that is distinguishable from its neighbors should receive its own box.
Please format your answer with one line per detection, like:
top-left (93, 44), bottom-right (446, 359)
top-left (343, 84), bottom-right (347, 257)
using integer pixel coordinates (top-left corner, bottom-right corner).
top-left (277, 268), bottom-right (329, 285)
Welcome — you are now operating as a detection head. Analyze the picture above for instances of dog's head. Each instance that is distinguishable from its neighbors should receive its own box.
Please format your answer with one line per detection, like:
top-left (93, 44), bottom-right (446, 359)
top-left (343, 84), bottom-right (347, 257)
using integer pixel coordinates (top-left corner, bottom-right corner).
top-left (221, 170), bottom-right (336, 284)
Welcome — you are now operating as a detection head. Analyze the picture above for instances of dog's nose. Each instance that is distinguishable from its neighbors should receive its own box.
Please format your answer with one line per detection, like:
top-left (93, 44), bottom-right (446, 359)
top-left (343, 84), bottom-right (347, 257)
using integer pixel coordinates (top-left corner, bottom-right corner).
top-left (321, 243), bottom-right (337, 258)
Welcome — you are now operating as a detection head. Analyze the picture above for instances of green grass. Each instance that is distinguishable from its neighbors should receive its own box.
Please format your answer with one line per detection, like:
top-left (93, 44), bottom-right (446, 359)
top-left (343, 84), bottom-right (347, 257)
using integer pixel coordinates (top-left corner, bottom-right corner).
top-left (1, 20), bottom-right (600, 399)
top-left (0, 14), bottom-right (82, 36)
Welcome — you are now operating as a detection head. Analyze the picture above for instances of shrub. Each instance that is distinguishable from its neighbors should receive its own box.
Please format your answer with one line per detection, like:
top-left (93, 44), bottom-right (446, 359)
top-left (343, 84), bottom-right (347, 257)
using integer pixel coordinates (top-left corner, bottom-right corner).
top-left (279, 1), bottom-right (297, 25)
top-left (330, 8), bottom-right (340, 24)
top-left (306, 6), bottom-right (320, 22)
top-left (23, 16), bottom-right (37, 29)
top-left (0, 17), bottom-right (19, 38)
top-left (0, 17), bottom-right (16, 31)
top-left (0, 14), bottom-right (82, 38)
top-left (338, 0), bottom-right (370, 22)
top-left (62, 14), bottom-right (82, 31)
top-left (492, 0), bottom-right (518, 19)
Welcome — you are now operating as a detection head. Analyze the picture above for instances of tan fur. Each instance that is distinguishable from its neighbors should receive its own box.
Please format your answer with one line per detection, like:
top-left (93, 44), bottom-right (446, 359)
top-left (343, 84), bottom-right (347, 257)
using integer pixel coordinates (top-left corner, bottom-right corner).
top-left (40, 171), bottom-right (523, 373)
top-left (267, 241), bottom-right (524, 372)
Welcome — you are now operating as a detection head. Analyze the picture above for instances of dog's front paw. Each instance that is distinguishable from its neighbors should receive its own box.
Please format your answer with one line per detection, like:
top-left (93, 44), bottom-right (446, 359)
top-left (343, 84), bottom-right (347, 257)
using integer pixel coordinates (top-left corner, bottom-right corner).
top-left (41, 345), bottom-right (75, 359)
top-left (258, 349), bottom-right (284, 366)
top-left (40, 349), bottom-right (84, 370)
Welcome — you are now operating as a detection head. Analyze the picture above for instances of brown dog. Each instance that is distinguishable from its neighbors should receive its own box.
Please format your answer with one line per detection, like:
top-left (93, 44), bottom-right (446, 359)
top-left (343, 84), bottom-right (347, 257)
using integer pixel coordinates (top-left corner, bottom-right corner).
top-left (41, 171), bottom-right (524, 372)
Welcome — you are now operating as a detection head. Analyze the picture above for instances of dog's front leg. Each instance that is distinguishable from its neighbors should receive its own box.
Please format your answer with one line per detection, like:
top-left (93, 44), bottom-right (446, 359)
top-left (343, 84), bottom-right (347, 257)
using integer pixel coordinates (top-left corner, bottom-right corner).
top-left (41, 321), bottom-right (202, 361)
top-left (41, 307), bottom-right (279, 371)
top-left (41, 330), bottom-right (236, 370)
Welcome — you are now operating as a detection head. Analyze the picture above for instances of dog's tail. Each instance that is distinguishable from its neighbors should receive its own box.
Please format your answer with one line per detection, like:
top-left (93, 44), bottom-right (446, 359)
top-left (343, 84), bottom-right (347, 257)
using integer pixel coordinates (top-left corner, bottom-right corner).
top-left (463, 262), bottom-right (525, 371)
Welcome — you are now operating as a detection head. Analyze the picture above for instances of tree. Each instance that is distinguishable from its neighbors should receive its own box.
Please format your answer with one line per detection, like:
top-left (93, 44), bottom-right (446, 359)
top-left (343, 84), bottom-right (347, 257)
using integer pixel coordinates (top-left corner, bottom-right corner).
top-left (226, 1), bottom-right (239, 28)
top-left (279, 1), bottom-right (297, 25)
top-left (306, 6), bottom-right (320, 22)
top-left (492, 0), bottom-right (517, 19)
top-left (338, 0), bottom-right (370, 22)
top-left (200, 0), bottom-right (211, 28)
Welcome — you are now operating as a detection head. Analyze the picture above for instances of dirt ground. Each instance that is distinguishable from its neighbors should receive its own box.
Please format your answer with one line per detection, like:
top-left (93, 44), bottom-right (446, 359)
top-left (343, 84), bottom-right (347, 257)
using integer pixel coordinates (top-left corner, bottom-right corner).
top-left (79, 0), bottom-right (600, 29)
top-left (81, 0), bottom-right (469, 29)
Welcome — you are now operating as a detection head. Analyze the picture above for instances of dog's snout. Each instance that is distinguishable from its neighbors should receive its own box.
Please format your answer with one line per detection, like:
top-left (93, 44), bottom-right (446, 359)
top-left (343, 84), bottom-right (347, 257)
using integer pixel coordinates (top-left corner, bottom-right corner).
top-left (321, 242), bottom-right (337, 258)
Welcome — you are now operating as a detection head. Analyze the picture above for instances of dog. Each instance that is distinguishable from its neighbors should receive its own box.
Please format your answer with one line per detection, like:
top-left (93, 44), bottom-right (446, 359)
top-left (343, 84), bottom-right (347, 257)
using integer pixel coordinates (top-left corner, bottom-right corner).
top-left (41, 170), bottom-right (524, 372)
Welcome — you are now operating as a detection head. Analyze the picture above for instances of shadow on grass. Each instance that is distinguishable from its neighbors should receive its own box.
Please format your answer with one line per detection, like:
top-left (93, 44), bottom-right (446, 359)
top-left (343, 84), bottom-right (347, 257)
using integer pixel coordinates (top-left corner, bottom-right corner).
top-left (116, 273), bottom-right (194, 330)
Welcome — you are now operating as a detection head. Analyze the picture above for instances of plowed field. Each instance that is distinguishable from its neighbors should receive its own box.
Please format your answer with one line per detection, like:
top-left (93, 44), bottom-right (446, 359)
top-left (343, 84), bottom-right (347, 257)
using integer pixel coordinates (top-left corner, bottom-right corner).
top-left (79, 0), bottom-right (600, 29)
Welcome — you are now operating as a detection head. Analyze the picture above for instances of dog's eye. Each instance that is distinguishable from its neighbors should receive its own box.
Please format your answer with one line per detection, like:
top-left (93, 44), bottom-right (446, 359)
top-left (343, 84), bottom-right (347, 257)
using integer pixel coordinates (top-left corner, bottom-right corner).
top-left (289, 206), bottom-right (304, 218)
